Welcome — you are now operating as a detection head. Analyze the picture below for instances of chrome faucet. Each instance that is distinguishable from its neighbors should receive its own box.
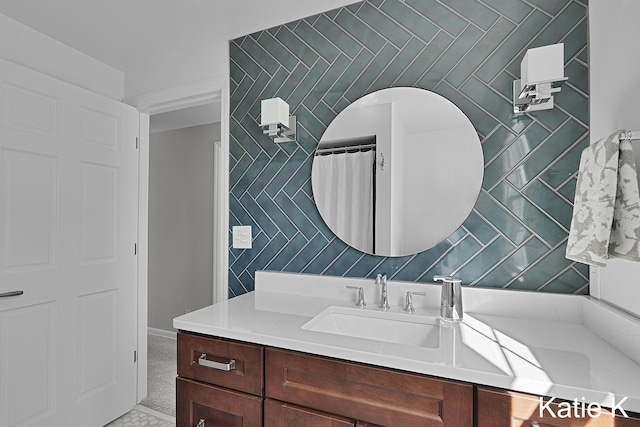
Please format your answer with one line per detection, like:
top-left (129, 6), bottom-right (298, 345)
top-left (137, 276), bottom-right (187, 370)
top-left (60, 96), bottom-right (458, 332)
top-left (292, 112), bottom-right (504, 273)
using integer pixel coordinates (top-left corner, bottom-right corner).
top-left (346, 285), bottom-right (367, 308)
top-left (403, 291), bottom-right (427, 313)
top-left (434, 275), bottom-right (463, 321)
top-left (376, 273), bottom-right (390, 310)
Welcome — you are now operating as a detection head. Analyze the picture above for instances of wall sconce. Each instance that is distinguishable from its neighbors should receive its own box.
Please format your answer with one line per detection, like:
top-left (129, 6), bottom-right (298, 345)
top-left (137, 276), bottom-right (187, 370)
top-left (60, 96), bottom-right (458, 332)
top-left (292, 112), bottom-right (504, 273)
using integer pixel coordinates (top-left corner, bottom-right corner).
top-left (513, 43), bottom-right (568, 114)
top-left (260, 97), bottom-right (296, 143)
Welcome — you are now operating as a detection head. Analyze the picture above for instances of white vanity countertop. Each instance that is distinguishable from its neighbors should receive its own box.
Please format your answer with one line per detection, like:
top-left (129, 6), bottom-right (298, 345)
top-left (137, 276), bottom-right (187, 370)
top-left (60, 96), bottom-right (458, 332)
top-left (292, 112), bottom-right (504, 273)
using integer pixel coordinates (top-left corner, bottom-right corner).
top-left (173, 271), bottom-right (640, 414)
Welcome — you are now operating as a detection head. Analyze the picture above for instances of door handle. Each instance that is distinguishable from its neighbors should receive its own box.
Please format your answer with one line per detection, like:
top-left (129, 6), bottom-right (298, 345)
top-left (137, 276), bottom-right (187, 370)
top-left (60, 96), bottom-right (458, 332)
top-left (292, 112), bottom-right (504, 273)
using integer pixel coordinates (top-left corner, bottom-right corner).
top-left (195, 353), bottom-right (236, 371)
top-left (0, 291), bottom-right (24, 298)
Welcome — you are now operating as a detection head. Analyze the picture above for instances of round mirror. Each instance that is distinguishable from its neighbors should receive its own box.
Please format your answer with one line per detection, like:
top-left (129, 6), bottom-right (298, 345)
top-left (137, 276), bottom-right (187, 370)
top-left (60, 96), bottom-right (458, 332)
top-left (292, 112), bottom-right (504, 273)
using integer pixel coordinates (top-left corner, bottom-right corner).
top-left (311, 87), bottom-right (483, 257)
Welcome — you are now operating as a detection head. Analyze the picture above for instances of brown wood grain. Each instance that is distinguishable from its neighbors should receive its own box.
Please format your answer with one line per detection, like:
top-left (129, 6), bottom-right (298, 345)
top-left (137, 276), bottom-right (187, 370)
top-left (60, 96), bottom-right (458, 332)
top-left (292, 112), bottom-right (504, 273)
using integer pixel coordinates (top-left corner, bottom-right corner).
top-left (176, 377), bottom-right (262, 427)
top-left (265, 398), bottom-right (356, 427)
top-left (265, 347), bottom-right (473, 427)
top-left (177, 331), bottom-right (264, 396)
top-left (477, 386), bottom-right (640, 427)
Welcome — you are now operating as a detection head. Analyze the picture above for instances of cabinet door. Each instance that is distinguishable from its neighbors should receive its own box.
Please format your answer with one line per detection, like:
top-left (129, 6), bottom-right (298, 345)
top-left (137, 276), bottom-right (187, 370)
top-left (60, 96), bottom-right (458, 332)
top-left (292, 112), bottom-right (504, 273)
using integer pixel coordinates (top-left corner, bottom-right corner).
top-left (265, 399), bottom-right (355, 427)
top-left (265, 348), bottom-right (472, 427)
top-left (477, 386), bottom-right (640, 427)
top-left (176, 378), bottom-right (262, 427)
top-left (178, 332), bottom-right (264, 396)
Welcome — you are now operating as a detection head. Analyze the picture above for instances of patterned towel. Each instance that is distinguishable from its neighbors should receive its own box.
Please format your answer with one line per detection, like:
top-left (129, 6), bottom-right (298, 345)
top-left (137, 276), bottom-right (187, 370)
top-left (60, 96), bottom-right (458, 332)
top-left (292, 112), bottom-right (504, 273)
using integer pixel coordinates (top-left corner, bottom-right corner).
top-left (566, 130), bottom-right (640, 266)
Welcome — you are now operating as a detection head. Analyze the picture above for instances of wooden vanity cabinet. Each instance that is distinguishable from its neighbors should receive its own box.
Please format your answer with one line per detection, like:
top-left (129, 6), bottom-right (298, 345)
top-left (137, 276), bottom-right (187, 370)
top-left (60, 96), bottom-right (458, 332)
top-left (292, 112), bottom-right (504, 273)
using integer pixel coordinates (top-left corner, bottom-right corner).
top-left (477, 386), bottom-right (640, 427)
top-left (176, 331), bottom-right (639, 427)
top-left (176, 332), bottom-right (473, 427)
top-left (176, 378), bottom-right (262, 427)
top-left (177, 332), bottom-right (264, 395)
top-left (265, 347), bottom-right (473, 427)
top-left (264, 399), bottom-right (357, 426)
top-left (176, 332), bottom-right (264, 427)
top-left (264, 399), bottom-right (386, 426)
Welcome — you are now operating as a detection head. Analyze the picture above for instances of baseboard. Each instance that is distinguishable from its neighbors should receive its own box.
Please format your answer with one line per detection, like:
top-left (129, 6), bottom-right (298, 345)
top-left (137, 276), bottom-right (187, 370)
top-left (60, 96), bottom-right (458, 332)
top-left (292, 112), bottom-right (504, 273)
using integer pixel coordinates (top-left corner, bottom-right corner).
top-left (147, 327), bottom-right (177, 339)
top-left (135, 404), bottom-right (176, 423)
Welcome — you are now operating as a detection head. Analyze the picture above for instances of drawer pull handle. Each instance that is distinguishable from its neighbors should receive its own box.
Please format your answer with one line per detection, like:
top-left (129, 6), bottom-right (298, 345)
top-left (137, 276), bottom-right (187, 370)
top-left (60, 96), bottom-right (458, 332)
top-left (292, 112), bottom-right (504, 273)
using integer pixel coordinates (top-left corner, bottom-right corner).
top-left (196, 353), bottom-right (236, 371)
top-left (0, 290), bottom-right (24, 298)
top-left (197, 419), bottom-right (206, 427)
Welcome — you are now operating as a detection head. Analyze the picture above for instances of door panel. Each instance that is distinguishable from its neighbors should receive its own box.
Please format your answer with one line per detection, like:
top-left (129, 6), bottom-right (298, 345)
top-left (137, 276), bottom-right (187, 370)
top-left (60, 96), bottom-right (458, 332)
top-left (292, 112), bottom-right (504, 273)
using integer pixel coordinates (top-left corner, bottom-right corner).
top-left (77, 289), bottom-right (118, 399)
top-left (1, 82), bottom-right (58, 138)
top-left (0, 57), bottom-right (139, 427)
top-left (80, 107), bottom-right (120, 151)
top-left (0, 301), bottom-right (56, 426)
top-left (1, 148), bottom-right (58, 272)
top-left (79, 162), bottom-right (119, 263)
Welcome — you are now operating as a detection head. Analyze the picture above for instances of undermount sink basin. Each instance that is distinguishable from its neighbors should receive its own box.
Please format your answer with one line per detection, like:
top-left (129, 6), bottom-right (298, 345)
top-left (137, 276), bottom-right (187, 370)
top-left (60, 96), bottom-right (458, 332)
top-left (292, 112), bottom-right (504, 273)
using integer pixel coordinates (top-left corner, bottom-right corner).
top-left (302, 306), bottom-right (440, 347)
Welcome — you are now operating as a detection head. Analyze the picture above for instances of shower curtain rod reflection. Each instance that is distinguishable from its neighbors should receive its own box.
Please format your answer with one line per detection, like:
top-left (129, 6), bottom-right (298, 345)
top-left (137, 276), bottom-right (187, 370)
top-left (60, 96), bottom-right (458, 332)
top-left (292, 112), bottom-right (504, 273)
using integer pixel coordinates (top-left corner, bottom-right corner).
top-left (315, 142), bottom-right (376, 155)
top-left (618, 130), bottom-right (640, 142)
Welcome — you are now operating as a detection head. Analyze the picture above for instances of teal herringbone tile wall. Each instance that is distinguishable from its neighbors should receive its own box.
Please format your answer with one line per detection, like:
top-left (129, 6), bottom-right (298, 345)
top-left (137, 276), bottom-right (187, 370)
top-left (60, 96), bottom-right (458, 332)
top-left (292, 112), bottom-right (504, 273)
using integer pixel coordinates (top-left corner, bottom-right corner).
top-left (229, 0), bottom-right (589, 297)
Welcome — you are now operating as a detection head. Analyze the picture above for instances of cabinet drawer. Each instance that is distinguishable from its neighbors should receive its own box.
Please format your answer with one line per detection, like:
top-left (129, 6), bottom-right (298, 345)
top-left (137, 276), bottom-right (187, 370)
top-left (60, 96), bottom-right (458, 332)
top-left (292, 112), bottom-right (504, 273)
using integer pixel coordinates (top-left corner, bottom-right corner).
top-left (176, 377), bottom-right (262, 427)
top-left (265, 348), bottom-right (472, 427)
top-left (177, 332), bottom-right (264, 396)
top-left (477, 386), bottom-right (640, 427)
top-left (265, 399), bottom-right (355, 427)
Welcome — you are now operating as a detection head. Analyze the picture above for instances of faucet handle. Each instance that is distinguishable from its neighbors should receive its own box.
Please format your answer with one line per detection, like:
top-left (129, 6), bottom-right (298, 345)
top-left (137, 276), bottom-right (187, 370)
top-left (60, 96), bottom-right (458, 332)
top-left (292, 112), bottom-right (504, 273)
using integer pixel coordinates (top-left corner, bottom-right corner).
top-left (403, 291), bottom-right (426, 313)
top-left (346, 286), bottom-right (366, 308)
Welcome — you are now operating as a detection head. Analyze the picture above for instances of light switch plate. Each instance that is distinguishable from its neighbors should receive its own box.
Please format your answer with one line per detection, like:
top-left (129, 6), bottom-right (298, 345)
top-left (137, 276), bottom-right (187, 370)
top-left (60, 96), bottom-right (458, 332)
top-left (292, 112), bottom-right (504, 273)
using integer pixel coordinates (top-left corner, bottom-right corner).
top-left (232, 225), bottom-right (252, 249)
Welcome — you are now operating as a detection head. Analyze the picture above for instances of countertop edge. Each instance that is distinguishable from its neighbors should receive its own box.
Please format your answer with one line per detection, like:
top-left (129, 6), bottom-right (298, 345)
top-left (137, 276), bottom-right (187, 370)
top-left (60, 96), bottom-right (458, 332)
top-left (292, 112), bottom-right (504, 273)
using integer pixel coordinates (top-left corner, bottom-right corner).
top-left (173, 290), bottom-right (640, 414)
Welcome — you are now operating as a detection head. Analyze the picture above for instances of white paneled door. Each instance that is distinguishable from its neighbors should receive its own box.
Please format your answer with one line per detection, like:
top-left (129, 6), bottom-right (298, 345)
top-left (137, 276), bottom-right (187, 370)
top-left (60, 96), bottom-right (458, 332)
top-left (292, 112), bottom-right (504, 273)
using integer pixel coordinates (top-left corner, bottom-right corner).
top-left (0, 59), bottom-right (139, 426)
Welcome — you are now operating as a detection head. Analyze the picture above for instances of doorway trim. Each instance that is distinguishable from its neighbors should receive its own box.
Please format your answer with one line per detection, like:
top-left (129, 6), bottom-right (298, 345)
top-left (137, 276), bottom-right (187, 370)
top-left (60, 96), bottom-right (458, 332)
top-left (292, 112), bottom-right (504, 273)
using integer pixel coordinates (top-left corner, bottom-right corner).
top-left (125, 76), bottom-right (230, 402)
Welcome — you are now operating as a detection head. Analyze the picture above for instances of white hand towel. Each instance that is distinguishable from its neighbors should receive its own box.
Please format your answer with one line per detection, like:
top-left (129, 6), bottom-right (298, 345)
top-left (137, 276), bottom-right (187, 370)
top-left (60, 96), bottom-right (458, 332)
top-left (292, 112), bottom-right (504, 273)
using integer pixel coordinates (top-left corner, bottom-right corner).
top-left (566, 130), bottom-right (640, 266)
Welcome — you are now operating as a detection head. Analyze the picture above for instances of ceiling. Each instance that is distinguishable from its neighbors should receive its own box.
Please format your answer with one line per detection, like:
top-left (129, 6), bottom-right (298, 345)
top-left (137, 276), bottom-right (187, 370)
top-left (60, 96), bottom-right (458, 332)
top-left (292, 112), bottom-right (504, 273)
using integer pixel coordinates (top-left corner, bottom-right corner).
top-left (0, 0), bottom-right (357, 131)
top-left (0, 0), bottom-right (357, 74)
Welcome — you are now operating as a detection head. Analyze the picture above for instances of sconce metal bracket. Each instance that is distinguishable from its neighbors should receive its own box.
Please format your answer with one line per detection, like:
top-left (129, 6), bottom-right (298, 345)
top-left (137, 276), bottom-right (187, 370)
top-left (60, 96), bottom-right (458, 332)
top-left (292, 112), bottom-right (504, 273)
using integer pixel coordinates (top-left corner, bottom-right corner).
top-left (261, 115), bottom-right (297, 143)
top-left (513, 78), bottom-right (567, 114)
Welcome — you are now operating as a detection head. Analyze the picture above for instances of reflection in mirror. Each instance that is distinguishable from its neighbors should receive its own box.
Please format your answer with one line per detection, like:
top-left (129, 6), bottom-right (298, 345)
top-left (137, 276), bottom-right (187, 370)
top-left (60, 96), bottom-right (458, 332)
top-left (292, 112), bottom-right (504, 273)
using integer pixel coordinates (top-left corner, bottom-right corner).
top-left (312, 87), bottom-right (484, 257)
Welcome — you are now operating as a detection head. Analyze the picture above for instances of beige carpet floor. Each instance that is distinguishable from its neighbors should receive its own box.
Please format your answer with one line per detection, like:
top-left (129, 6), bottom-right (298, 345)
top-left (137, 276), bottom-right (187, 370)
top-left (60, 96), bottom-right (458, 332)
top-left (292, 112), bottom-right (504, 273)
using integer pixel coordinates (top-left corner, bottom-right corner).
top-left (140, 334), bottom-right (177, 417)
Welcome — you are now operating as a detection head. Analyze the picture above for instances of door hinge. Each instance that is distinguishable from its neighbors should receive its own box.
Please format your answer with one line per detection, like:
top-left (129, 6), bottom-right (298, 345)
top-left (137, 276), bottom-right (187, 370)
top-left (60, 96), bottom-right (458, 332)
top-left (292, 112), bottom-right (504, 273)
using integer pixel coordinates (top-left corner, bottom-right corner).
top-left (135, 137), bottom-right (139, 149)
top-left (134, 243), bottom-right (137, 255)
top-left (134, 350), bottom-right (137, 363)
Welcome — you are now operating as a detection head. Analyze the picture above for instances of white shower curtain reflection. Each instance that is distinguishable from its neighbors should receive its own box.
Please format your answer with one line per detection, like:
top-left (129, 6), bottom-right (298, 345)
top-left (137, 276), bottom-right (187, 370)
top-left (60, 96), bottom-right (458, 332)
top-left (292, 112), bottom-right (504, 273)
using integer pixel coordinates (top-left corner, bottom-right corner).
top-left (312, 150), bottom-right (375, 253)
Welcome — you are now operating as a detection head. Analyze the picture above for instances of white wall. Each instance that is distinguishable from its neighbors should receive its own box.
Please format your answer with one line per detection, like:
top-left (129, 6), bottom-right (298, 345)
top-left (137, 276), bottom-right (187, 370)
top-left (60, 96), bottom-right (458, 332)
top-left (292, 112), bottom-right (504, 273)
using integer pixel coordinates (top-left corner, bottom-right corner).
top-left (589, 0), bottom-right (640, 317)
top-left (148, 123), bottom-right (220, 332)
top-left (0, 14), bottom-right (124, 100)
top-left (124, 41), bottom-right (229, 100)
